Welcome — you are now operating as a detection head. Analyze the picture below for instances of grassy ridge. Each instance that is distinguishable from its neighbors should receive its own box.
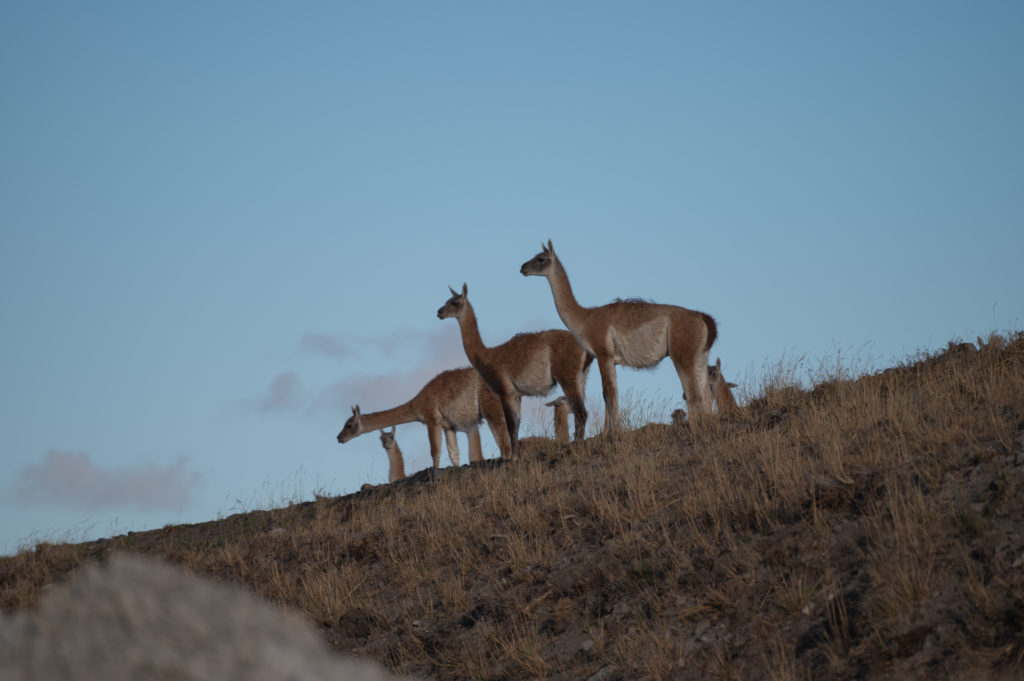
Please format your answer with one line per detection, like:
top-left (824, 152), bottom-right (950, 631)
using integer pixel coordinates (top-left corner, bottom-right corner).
top-left (3, 333), bottom-right (1024, 680)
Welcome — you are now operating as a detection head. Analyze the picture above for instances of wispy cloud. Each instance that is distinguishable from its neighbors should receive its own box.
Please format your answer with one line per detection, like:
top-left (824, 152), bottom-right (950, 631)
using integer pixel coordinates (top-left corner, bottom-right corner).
top-left (309, 326), bottom-right (470, 415)
top-left (255, 327), bottom-right (470, 416)
top-left (15, 451), bottom-right (201, 512)
top-left (264, 320), bottom-right (562, 418)
top-left (299, 326), bottom-right (467, 362)
top-left (313, 365), bottom-right (454, 416)
top-left (256, 372), bottom-right (305, 414)
top-left (299, 333), bottom-right (352, 357)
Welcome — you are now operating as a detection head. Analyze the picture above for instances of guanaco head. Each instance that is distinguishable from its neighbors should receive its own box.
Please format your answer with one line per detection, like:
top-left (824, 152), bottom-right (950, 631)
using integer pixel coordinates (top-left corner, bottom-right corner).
top-left (520, 240), bottom-right (557, 277)
top-left (336, 405), bottom-right (364, 443)
top-left (379, 426), bottom-right (397, 449)
top-left (437, 283), bottom-right (469, 320)
top-left (707, 358), bottom-right (738, 391)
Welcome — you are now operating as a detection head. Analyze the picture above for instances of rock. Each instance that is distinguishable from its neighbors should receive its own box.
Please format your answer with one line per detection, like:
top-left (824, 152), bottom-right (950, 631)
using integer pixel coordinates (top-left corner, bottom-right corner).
top-left (587, 665), bottom-right (619, 681)
top-left (0, 554), bottom-right (417, 681)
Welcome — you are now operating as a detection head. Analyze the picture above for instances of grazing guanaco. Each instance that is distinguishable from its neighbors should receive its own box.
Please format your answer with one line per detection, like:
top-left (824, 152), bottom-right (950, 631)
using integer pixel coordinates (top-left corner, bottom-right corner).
top-left (336, 367), bottom-right (511, 469)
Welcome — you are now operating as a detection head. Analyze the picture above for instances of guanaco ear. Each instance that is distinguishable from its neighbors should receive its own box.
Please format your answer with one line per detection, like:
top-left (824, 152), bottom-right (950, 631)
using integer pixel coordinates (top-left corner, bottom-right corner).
top-left (389, 426), bottom-right (396, 435)
top-left (351, 405), bottom-right (361, 418)
top-left (546, 239), bottom-right (554, 254)
top-left (448, 285), bottom-right (457, 296)
top-left (727, 382), bottom-right (738, 389)
top-left (461, 282), bottom-right (468, 296)
top-left (715, 357), bottom-right (722, 370)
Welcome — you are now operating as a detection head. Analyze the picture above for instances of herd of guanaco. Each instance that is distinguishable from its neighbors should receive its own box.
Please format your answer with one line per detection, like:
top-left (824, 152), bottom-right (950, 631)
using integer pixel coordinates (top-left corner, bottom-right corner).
top-left (337, 240), bottom-right (738, 483)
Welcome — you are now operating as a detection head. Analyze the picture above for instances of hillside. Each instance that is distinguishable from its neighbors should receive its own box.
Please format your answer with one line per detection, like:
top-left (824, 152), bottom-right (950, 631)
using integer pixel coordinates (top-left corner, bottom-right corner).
top-left (3, 333), bottom-right (1024, 680)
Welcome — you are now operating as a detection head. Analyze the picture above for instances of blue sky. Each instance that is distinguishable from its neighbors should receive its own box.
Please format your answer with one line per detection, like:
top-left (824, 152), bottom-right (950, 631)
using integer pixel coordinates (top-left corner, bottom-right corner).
top-left (2, 2), bottom-right (1022, 555)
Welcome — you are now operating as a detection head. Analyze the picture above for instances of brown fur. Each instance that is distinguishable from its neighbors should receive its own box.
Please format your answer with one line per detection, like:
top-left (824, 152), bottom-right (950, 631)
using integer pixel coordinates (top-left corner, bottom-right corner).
top-left (438, 284), bottom-right (592, 457)
top-left (336, 367), bottom-right (511, 468)
top-left (521, 240), bottom-right (717, 429)
top-left (701, 313), bottom-right (718, 351)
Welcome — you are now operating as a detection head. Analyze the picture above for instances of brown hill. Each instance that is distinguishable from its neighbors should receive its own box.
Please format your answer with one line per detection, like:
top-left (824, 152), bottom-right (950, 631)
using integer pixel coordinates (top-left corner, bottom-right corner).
top-left (3, 333), bottom-right (1024, 680)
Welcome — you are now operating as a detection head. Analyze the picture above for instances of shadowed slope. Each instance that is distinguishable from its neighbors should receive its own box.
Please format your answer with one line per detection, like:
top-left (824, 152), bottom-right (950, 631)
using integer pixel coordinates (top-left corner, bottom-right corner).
top-left (4, 333), bottom-right (1024, 681)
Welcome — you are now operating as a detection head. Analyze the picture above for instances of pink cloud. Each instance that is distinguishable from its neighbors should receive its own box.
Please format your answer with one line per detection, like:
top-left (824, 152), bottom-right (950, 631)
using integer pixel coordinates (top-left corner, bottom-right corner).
top-left (16, 450), bottom-right (201, 512)
top-left (256, 372), bottom-right (304, 414)
top-left (299, 334), bottom-right (352, 357)
top-left (273, 321), bottom-right (563, 418)
top-left (300, 326), bottom-right (467, 364)
top-left (310, 326), bottom-right (473, 414)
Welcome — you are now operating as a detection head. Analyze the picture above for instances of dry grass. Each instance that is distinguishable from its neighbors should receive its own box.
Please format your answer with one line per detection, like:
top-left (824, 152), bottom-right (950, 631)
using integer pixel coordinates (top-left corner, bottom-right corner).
top-left (3, 332), bottom-right (1024, 680)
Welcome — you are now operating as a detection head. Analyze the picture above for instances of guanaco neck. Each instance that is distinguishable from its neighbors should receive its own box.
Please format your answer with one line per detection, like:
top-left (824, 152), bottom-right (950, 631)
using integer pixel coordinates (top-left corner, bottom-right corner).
top-left (545, 258), bottom-right (588, 333)
top-left (553, 410), bottom-right (569, 442)
top-left (384, 445), bottom-right (405, 480)
top-left (360, 401), bottom-right (420, 431)
top-left (455, 301), bottom-right (491, 369)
